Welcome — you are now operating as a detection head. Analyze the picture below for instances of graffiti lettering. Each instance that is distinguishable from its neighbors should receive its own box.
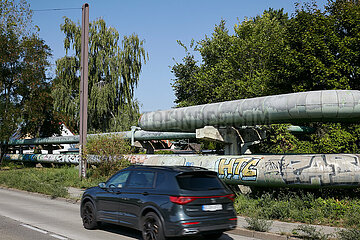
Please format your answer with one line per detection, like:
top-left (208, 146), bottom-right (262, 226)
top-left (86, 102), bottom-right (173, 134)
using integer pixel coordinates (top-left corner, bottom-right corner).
top-left (242, 159), bottom-right (260, 181)
top-left (185, 162), bottom-right (194, 166)
top-left (125, 155), bottom-right (149, 164)
top-left (216, 158), bottom-right (260, 181)
top-left (218, 158), bottom-right (234, 177)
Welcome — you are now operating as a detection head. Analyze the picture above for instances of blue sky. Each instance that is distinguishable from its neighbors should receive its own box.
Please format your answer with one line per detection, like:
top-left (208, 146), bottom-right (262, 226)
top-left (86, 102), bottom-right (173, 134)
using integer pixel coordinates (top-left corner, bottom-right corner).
top-left (30, 0), bottom-right (328, 113)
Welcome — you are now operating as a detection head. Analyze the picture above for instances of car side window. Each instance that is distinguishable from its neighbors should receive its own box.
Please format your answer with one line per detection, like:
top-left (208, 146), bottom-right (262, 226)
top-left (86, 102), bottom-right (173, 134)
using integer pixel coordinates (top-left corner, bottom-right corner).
top-left (106, 171), bottom-right (130, 188)
top-left (127, 170), bottom-right (155, 188)
top-left (155, 172), bottom-right (166, 189)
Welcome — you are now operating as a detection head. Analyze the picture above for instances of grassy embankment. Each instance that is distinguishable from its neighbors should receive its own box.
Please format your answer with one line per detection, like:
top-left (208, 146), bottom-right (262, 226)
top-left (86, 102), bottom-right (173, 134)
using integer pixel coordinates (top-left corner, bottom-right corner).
top-left (235, 188), bottom-right (360, 230)
top-left (0, 163), bottom-right (106, 198)
top-left (1, 163), bottom-right (360, 230)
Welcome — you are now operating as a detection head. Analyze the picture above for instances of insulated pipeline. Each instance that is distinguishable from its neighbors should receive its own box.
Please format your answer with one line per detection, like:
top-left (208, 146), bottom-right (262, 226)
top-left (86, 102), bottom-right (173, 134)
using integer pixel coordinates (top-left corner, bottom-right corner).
top-left (139, 90), bottom-right (360, 131)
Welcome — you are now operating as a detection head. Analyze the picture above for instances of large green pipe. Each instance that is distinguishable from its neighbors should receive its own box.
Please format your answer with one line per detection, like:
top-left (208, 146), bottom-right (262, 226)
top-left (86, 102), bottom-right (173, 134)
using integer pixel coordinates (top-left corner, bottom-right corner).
top-left (5, 126), bottom-right (308, 146)
top-left (142, 154), bottom-right (360, 188)
top-left (139, 90), bottom-right (360, 132)
top-left (5, 131), bottom-right (196, 146)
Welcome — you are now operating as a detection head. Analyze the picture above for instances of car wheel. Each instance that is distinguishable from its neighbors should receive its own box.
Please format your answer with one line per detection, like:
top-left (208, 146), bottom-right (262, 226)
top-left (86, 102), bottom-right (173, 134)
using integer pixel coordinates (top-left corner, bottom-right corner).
top-left (202, 232), bottom-right (223, 239)
top-left (82, 202), bottom-right (99, 230)
top-left (141, 212), bottom-right (165, 240)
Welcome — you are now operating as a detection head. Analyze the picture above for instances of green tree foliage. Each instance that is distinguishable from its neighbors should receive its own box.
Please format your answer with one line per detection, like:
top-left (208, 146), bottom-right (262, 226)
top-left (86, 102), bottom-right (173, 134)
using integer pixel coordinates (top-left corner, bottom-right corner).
top-left (327, 0), bottom-right (360, 90)
top-left (171, 42), bottom-right (200, 107)
top-left (0, 0), bottom-right (32, 35)
top-left (275, 0), bottom-right (360, 92)
top-left (172, 1), bottom-right (360, 154)
top-left (53, 18), bottom-right (147, 133)
top-left (0, 26), bottom-right (21, 141)
top-left (172, 9), bottom-right (289, 106)
top-left (19, 35), bottom-right (60, 138)
top-left (251, 124), bottom-right (315, 154)
top-left (0, 0), bottom-right (59, 141)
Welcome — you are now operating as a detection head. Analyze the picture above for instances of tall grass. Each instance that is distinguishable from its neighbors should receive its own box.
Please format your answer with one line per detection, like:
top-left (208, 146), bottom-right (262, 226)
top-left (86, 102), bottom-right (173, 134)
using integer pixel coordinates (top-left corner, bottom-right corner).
top-left (234, 187), bottom-right (360, 229)
top-left (0, 166), bottom-right (105, 198)
top-left (0, 134), bottom-right (132, 198)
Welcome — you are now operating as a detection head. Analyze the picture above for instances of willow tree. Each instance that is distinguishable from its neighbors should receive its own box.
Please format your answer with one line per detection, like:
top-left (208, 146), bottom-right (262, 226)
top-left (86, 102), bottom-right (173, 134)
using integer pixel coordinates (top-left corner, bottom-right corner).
top-left (53, 18), bottom-right (147, 133)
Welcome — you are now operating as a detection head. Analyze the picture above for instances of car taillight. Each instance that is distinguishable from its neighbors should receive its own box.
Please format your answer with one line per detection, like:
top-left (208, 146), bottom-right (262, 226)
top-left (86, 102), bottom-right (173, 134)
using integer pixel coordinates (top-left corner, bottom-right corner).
top-left (182, 221), bottom-right (200, 225)
top-left (170, 196), bottom-right (196, 205)
top-left (170, 194), bottom-right (236, 204)
top-left (226, 194), bottom-right (236, 202)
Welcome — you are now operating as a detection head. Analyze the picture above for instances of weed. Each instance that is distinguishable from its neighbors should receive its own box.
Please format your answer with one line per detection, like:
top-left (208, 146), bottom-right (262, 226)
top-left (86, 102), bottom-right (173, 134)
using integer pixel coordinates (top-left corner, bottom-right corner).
top-left (234, 187), bottom-right (360, 229)
top-left (292, 224), bottom-right (331, 240)
top-left (245, 216), bottom-right (272, 232)
top-left (337, 228), bottom-right (360, 240)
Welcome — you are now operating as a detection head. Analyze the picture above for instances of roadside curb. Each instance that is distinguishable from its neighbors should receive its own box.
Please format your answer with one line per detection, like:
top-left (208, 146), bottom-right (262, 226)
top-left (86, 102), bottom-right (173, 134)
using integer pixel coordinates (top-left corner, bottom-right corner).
top-left (232, 216), bottom-right (342, 240)
top-left (229, 228), bottom-right (297, 240)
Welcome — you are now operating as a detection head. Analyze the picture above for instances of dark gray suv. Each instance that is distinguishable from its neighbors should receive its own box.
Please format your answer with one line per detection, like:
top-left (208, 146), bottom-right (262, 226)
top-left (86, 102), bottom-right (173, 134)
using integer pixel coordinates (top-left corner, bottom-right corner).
top-left (81, 165), bottom-right (237, 239)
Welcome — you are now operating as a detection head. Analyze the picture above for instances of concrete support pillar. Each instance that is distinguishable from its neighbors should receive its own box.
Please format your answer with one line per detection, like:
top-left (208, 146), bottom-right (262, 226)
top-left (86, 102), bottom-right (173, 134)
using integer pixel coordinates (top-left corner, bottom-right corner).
top-left (196, 126), bottom-right (265, 155)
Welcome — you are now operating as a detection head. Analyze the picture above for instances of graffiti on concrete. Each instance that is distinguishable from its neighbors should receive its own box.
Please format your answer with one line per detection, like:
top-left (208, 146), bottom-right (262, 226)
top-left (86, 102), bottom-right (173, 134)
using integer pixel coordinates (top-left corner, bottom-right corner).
top-left (3, 154), bottom-right (81, 164)
top-left (4, 153), bottom-right (360, 188)
top-left (284, 155), bottom-right (359, 186)
top-left (215, 157), bottom-right (260, 181)
top-left (125, 155), bottom-right (149, 164)
top-left (257, 154), bottom-right (360, 186)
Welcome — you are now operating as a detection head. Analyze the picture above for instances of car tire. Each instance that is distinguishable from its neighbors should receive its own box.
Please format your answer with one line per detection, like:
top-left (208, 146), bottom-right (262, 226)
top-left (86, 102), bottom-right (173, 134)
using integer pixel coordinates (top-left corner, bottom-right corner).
top-left (81, 201), bottom-right (99, 230)
top-left (202, 231), bottom-right (223, 239)
top-left (141, 212), bottom-right (166, 240)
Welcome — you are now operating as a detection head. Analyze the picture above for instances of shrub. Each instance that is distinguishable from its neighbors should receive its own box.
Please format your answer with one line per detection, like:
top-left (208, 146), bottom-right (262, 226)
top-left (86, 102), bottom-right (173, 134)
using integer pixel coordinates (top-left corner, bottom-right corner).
top-left (245, 216), bottom-right (272, 232)
top-left (86, 134), bottom-right (132, 177)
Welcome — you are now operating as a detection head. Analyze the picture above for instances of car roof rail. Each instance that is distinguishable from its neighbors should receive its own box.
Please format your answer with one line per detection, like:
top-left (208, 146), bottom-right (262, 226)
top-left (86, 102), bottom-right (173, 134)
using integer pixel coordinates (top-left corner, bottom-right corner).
top-left (128, 165), bottom-right (210, 172)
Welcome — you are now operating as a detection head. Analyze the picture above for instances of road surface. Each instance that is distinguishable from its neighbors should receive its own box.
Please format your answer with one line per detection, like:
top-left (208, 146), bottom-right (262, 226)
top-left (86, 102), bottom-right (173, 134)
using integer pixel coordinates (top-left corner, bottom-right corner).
top-left (0, 187), bottom-right (260, 240)
top-left (0, 215), bottom-right (57, 240)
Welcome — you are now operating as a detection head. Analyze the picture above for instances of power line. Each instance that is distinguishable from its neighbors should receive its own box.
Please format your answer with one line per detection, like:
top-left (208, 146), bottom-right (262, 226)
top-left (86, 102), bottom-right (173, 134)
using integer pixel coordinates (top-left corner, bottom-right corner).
top-left (33, 7), bottom-right (81, 12)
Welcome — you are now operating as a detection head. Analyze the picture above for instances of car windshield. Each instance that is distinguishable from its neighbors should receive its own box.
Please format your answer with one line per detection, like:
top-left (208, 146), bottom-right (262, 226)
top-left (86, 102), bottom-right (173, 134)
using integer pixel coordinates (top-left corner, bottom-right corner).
top-left (176, 173), bottom-right (224, 191)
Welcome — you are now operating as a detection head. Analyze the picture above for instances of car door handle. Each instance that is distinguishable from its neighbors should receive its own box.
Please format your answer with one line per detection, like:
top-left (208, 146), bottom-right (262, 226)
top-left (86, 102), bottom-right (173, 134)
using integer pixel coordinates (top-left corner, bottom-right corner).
top-left (115, 191), bottom-right (122, 194)
top-left (142, 192), bottom-right (149, 196)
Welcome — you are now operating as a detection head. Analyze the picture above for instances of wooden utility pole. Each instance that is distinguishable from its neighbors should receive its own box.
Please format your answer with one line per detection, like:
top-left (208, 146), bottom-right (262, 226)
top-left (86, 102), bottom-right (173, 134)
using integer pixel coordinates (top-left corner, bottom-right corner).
top-left (79, 3), bottom-right (89, 179)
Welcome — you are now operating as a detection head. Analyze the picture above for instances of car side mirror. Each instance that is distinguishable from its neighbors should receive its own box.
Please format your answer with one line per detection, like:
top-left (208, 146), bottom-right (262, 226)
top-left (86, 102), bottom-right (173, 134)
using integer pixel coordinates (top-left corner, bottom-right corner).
top-left (98, 182), bottom-right (106, 189)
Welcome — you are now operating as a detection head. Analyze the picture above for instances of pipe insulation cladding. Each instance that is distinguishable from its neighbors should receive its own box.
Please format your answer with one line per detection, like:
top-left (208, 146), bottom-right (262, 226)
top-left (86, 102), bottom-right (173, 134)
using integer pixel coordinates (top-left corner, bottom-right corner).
top-left (139, 90), bottom-right (360, 132)
top-left (4, 153), bottom-right (360, 188)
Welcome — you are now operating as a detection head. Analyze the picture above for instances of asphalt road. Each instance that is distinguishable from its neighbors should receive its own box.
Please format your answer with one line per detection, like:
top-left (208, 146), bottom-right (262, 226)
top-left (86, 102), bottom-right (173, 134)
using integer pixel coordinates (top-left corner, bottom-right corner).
top-left (0, 188), bottom-right (260, 240)
top-left (0, 215), bottom-right (58, 240)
